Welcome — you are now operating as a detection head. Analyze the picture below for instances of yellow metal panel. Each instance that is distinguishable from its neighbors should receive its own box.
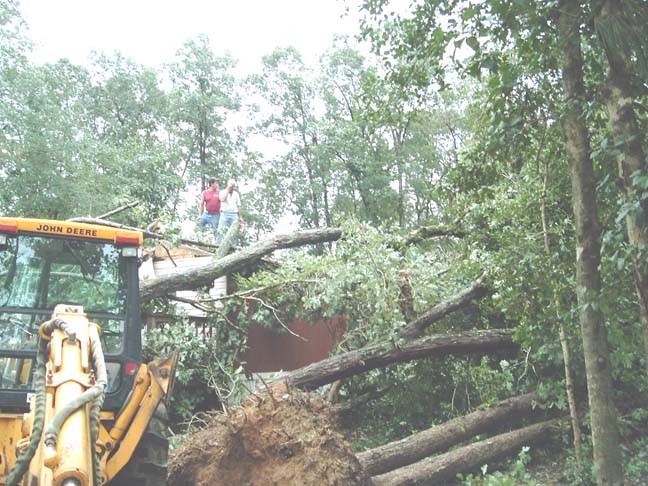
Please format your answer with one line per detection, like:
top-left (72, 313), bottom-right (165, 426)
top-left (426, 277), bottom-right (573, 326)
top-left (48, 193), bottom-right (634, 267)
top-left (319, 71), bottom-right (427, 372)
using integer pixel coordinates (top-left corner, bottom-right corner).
top-left (108, 365), bottom-right (150, 444)
top-left (104, 384), bottom-right (166, 483)
top-left (104, 353), bottom-right (177, 482)
top-left (18, 358), bottom-right (31, 385)
top-left (0, 217), bottom-right (143, 245)
top-left (0, 414), bottom-right (24, 485)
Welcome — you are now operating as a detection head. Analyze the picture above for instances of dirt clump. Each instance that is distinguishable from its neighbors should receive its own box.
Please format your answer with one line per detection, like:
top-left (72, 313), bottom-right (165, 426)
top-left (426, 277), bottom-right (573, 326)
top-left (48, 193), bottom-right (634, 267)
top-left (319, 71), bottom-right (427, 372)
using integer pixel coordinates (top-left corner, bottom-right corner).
top-left (168, 387), bottom-right (371, 486)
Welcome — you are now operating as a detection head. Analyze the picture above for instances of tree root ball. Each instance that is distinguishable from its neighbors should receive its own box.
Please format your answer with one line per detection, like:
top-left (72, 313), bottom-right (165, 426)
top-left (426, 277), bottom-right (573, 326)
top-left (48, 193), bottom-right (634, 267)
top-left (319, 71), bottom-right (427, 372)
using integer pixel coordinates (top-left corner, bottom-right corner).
top-left (168, 387), bottom-right (372, 486)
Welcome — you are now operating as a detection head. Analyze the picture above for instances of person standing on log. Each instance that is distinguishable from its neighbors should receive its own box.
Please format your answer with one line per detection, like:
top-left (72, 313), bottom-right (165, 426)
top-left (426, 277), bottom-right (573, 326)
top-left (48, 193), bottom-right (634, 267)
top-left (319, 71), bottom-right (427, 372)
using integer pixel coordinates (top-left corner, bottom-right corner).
top-left (216, 178), bottom-right (244, 247)
top-left (197, 177), bottom-right (221, 241)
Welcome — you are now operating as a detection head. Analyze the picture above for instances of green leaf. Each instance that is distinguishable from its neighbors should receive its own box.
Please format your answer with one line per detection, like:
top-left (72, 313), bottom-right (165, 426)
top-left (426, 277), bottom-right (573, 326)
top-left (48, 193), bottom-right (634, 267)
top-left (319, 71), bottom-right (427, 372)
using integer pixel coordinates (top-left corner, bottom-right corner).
top-left (466, 36), bottom-right (480, 52)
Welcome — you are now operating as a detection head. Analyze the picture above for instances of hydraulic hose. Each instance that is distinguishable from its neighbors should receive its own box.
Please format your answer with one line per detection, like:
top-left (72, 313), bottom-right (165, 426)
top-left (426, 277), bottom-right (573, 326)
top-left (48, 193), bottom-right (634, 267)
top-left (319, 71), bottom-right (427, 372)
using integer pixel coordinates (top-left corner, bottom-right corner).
top-left (42, 317), bottom-right (77, 343)
top-left (88, 324), bottom-right (108, 486)
top-left (5, 337), bottom-right (48, 486)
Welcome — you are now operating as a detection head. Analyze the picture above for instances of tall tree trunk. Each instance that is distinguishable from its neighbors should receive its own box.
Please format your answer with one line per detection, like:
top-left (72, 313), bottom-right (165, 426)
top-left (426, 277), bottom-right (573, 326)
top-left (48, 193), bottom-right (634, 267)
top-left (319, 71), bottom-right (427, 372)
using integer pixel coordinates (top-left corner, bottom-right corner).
top-left (358, 392), bottom-right (541, 476)
top-left (597, 0), bottom-right (648, 375)
top-left (304, 157), bottom-right (321, 228)
top-left (391, 124), bottom-right (410, 229)
top-left (541, 159), bottom-right (583, 464)
top-left (344, 158), bottom-right (373, 222)
top-left (558, 1), bottom-right (623, 484)
top-left (323, 177), bottom-right (331, 227)
top-left (199, 121), bottom-right (207, 178)
top-left (298, 94), bottom-right (321, 229)
top-left (397, 161), bottom-right (404, 229)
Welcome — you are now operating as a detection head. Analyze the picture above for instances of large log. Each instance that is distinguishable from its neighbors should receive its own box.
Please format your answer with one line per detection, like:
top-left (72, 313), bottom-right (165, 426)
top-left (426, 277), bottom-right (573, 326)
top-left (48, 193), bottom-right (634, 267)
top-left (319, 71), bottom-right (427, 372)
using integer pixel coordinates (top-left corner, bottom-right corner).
top-left (140, 227), bottom-right (342, 300)
top-left (371, 418), bottom-right (560, 486)
top-left (358, 392), bottom-right (541, 476)
top-left (277, 330), bottom-right (516, 390)
top-left (398, 272), bottom-right (490, 340)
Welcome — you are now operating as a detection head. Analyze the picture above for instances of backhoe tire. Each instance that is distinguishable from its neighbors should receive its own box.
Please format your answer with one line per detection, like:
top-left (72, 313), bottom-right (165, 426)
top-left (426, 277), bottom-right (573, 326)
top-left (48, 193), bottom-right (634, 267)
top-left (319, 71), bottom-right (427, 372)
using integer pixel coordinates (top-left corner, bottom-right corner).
top-left (109, 405), bottom-right (169, 486)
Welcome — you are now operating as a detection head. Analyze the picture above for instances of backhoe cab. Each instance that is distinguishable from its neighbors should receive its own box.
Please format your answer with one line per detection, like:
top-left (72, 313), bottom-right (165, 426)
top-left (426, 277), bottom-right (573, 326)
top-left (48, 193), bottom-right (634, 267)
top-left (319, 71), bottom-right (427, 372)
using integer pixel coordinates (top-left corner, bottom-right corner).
top-left (0, 218), bottom-right (177, 486)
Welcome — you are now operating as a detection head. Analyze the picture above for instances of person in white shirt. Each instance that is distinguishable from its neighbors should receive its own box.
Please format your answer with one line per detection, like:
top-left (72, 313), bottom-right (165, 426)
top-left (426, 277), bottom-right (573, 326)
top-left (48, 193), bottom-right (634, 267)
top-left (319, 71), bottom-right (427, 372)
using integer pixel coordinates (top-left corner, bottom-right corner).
top-left (216, 179), bottom-right (244, 246)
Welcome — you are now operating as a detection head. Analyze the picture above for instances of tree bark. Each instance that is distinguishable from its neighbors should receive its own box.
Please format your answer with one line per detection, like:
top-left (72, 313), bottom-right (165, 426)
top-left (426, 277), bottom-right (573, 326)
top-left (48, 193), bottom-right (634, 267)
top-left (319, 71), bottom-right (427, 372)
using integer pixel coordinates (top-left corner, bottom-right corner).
top-left (541, 157), bottom-right (583, 464)
top-left (371, 418), bottom-right (560, 486)
top-left (358, 391), bottom-right (541, 476)
top-left (559, 1), bottom-right (623, 484)
top-left (140, 227), bottom-right (342, 300)
top-left (398, 272), bottom-right (490, 340)
top-left (276, 330), bottom-right (515, 390)
top-left (597, 0), bottom-right (648, 375)
top-left (397, 269), bottom-right (416, 323)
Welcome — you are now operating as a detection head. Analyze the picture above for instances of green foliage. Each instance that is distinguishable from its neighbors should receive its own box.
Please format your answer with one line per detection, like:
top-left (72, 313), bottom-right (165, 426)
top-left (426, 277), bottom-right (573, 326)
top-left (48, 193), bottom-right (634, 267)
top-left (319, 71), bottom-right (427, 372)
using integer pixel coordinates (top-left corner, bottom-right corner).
top-left (167, 35), bottom-right (242, 191)
top-left (0, 54), bottom-right (181, 222)
top-left (355, 3), bottom-right (648, 483)
top-left (346, 354), bottom-right (526, 452)
top-left (142, 311), bottom-right (248, 425)
top-left (244, 42), bottom-right (466, 230)
top-left (143, 321), bottom-right (217, 422)
top-left (459, 447), bottom-right (541, 486)
top-left (224, 222), bottom-right (544, 453)
top-left (624, 436), bottom-right (648, 483)
top-left (619, 408), bottom-right (648, 483)
top-left (0, 0), bottom-right (30, 73)
top-left (230, 221), bottom-right (487, 347)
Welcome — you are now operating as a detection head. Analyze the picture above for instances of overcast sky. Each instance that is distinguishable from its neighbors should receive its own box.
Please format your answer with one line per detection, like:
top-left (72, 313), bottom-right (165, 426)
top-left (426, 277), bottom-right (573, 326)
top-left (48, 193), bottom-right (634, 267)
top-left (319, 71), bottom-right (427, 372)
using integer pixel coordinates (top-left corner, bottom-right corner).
top-left (19, 0), bottom-right (364, 72)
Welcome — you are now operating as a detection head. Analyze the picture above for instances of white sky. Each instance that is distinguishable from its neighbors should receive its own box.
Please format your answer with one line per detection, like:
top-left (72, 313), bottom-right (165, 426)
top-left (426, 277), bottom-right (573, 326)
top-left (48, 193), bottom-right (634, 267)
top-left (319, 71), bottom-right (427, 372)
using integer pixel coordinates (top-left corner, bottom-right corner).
top-left (19, 0), bottom-right (363, 72)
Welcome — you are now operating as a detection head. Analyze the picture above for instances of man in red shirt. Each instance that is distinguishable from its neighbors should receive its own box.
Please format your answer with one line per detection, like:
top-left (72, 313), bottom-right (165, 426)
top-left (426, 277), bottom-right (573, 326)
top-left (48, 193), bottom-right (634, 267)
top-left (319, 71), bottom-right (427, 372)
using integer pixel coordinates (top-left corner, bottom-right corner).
top-left (197, 177), bottom-right (220, 239)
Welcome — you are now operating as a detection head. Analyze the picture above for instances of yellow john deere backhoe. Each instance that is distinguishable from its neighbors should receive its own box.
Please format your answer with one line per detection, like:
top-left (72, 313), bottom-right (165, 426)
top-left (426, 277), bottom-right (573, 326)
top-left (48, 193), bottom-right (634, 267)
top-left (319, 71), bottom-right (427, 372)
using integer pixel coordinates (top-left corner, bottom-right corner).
top-left (0, 217), bottom-right (177, 486)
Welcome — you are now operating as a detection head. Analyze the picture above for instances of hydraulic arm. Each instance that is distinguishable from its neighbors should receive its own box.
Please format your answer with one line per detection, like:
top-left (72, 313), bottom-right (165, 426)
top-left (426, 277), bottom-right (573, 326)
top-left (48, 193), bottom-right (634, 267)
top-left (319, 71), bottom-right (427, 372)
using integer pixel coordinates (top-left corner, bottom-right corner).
top-left (0, 305), bottom-right (176, 486)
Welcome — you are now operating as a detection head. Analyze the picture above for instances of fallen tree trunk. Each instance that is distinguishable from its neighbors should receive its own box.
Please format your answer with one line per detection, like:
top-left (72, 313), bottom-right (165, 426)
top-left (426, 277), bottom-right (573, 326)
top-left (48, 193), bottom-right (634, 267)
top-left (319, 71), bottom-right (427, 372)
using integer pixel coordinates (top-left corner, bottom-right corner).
top-left (371, 418), bottom-right (561, 486)
top-left (140, 227), bottom-right (342, 300)
top-left (358, 391), bottom-right (541, 476)
top-left (398, 272), bottom-right (490, 340)
top-left (277, 330), bottom-right (516, 390)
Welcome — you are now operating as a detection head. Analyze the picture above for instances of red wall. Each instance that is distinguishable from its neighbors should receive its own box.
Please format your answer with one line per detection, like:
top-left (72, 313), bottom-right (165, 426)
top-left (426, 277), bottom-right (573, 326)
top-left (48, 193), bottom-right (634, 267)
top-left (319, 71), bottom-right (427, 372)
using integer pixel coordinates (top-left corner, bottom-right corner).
top-left (240, 317), bottom-right (347, 373)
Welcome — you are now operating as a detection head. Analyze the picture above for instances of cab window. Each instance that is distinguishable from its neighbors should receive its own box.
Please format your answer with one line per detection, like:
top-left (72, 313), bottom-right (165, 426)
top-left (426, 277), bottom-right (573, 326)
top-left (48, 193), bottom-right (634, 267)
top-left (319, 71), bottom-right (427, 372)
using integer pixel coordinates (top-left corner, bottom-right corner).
top-left (0, 235), bottom-right (127, 352)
